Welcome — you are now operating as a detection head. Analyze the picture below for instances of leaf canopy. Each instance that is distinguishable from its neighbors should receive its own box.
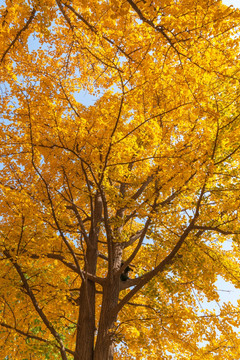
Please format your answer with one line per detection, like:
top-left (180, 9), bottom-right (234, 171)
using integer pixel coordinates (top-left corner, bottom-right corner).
top-left (1, 0), bottom-right (240, 359)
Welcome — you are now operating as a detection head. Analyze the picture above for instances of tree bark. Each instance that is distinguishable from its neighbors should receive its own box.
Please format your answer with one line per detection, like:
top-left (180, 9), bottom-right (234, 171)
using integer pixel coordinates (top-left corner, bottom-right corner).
top-left (93, 243), bottom-right (123, 360)
top-left (74, 193), bottom-right (102, 360)
top-left (93, 281), bottom-right (119, 360)
top-left (74, 246), bottom-right (97, 360)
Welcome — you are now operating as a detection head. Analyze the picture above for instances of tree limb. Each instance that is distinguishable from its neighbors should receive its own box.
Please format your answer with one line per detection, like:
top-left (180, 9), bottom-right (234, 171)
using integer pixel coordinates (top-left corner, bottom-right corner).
top-left (115, 185), bottom-right (205, 314)
top-left (3, 251), bottom-right (68, 360)
top-left (62, 2), bottom-right (133, 61)
top-left (30, 253), bottom-right (104, 285)
top-left (1, 8), bottom-right (36, 64)
top-left (193, 225), bottom-right (239, 235)
top-left (0, 322), bottom-right (74, 356)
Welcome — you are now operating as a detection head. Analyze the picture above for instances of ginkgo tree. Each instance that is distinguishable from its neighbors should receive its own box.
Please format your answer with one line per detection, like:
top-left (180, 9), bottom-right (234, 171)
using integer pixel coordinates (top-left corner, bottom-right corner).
top-left (1, 0), bottom-right (240, 359)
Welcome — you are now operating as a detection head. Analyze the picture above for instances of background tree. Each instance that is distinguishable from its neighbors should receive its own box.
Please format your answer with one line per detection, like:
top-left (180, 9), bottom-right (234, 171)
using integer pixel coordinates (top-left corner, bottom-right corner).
top-left (1, 0), bottom-right (240, 359)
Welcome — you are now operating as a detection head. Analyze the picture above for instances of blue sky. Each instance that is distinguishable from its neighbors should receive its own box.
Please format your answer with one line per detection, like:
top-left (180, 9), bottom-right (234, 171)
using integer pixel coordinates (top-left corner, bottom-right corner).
top-left (223, 0), bottom-right (240, 7)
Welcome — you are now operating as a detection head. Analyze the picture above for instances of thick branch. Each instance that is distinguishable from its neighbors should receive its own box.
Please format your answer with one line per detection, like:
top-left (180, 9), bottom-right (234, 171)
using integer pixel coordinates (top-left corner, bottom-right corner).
top-left (131, 174), bottom-right (154, 201)
top-left (30, 253), bottom-right (104, 285)
top-left (120, 277), bottom-right (139, 290)
top-left (116, 221), bottom-right (195, 312)
top-left (116, 186), bottom-right (205, 314)
top-left (99, 189), bottom-right (114, 275)
top-left (119, 218), bottom-right (151, 275)
top-left (126, 0), bottom-right (176, 48)
top-left (55, 0), bottom-right (74, 30)
top-left (123, 229), bottom-right (145, 248)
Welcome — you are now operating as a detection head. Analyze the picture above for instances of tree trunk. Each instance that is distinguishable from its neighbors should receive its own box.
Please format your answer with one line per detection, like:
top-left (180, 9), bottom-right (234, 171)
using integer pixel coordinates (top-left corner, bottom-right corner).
top-left (74, 193), bottom-right (102, 360)
top-left (93, 281), bottom-right (119, 360)
top-left (94, 244), bottom-right (123, 360)
top-left (74, 247), bottom-right (97, 360)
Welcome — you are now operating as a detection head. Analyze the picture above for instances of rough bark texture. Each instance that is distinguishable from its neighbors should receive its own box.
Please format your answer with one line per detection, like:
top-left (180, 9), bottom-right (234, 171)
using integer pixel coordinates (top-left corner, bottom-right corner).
top-left (93, 243), bottom-right (124, 360)
top-left (74, 193), bottom-right (102, 360)
top-left (74, 190), bottom-right (131, 359)
top-left (74, 247), bottom-right (97, 360)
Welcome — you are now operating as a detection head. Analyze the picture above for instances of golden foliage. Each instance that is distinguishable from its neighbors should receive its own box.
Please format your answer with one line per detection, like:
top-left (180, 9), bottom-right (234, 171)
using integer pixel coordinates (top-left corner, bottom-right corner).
top-left (1, 0), bottom-right (240, 359)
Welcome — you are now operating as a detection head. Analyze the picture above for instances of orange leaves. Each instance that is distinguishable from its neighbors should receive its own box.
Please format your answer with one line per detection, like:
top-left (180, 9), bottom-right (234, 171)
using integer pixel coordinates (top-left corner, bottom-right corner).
top-left (1, 0), bottom-right (240, 359)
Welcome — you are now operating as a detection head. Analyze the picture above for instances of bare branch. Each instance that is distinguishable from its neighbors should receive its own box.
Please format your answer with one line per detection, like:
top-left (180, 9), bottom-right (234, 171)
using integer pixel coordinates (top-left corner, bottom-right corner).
top-left (0, 322), bottom-right (48, 343)
top-left (120, 277), bottom-right (139, 290)
top-left (98, 252), bottom-right (108, 261)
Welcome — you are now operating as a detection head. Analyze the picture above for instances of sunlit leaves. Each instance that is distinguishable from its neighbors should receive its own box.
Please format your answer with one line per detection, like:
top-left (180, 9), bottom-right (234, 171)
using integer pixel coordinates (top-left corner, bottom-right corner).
top-left (1, 0), bottom-right (240, 359)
